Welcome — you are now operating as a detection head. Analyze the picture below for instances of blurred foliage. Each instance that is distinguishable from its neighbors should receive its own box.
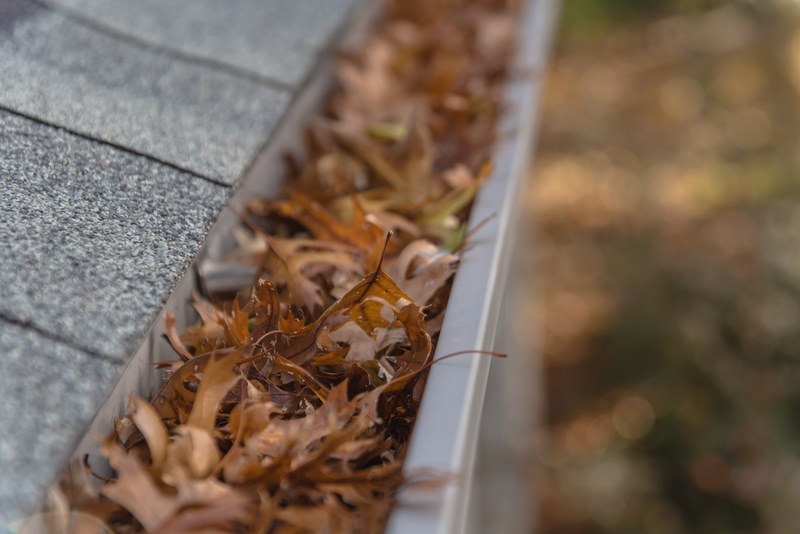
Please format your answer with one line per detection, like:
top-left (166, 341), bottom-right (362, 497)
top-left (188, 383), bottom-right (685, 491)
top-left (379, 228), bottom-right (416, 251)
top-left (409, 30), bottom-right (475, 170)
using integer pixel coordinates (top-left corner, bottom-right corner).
top-left (561, 0), bottom-right (729, 38)
top-left (532, 0), bottom-right (800, 532)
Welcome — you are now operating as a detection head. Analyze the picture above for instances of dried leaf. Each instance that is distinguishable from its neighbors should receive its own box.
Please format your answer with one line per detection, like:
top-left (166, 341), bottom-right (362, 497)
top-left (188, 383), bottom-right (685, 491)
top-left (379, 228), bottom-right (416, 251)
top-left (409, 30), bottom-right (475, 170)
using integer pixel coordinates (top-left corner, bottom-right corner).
top-left (387, 239), bottom-right (459, 305)
top-left (261, 234), bottom-right (362, 313)
top-left (99, 437), bottom-right (173, 532)
top-left (129, 396), bottom-right (168, 470)
top-left (187, 350), bottom-right (241, 432)
top-left (164, 426), bottom-right (221, 480)
top-left (164, 311), bottom-right (193, 361)
top-left (249, 192), bottom-right (387, 261)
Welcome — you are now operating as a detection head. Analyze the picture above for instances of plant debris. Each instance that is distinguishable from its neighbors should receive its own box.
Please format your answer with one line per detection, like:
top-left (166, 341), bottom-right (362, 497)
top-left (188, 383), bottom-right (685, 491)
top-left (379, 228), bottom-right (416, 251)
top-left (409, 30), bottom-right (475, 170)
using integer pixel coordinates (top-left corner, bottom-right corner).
top-left (60, 0), bottom-right (520, 531)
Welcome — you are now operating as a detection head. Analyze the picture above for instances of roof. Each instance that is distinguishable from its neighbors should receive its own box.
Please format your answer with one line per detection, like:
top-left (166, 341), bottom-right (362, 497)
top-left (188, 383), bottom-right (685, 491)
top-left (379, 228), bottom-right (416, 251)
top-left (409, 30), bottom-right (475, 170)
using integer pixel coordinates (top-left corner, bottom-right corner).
top-left (0, 0), bottom-right (357, 521)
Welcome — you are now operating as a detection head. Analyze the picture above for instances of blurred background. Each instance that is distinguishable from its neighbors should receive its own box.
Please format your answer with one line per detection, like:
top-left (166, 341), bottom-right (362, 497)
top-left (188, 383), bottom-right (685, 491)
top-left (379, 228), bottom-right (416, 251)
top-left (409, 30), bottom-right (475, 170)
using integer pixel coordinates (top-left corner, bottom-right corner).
top-left (529, 0), bottom-right (800, 532)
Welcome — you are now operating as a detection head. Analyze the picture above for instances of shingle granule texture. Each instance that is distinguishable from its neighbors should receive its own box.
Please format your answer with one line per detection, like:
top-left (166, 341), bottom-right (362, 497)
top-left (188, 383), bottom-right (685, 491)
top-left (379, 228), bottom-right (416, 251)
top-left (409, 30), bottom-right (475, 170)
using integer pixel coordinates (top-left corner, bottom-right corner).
top-left (0, 0), bottom-right (365, 523)
top-left (45, 0), bottom-right (358, 86)
top-left (0, 111), bottom-right (229, 358)
top-left (0, 320), bottom-right (124, 523)
top-left (0, 4), bottom-right (289, 183)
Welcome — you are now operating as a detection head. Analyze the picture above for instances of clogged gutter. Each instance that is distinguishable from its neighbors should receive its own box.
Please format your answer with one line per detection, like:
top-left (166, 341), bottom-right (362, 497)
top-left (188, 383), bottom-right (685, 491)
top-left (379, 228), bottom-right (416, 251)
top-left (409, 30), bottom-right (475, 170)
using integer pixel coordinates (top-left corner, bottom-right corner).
top-left (61, 0), bottom-right (520, 531)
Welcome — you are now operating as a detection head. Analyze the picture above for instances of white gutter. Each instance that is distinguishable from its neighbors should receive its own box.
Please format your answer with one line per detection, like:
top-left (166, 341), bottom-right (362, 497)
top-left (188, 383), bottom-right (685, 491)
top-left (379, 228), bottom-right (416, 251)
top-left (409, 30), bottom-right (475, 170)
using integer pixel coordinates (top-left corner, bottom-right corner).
top-left (384, 0), bottom-right (560, 532)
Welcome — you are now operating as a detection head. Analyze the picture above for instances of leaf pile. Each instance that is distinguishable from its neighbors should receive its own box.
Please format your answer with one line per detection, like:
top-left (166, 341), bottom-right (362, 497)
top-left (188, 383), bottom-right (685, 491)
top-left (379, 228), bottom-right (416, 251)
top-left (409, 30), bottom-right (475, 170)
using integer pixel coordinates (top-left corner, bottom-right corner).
top-left (63, 0), bottom-right (519, 532)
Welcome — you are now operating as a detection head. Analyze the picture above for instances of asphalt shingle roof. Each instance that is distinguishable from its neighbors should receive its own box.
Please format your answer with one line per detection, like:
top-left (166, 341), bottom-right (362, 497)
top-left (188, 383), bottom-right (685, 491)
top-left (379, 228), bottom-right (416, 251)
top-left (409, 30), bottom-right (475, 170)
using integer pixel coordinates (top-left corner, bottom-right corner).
top-left (45, 0), bottom-right (357, 87)
top-left (0, 0), bottom-right (359, 522)
top-left (0, 110), bottom-right (229, 357)
top-left (0, 320), bottom-right (124, 524)
top-left (0, 1), bottom-right (290, 183)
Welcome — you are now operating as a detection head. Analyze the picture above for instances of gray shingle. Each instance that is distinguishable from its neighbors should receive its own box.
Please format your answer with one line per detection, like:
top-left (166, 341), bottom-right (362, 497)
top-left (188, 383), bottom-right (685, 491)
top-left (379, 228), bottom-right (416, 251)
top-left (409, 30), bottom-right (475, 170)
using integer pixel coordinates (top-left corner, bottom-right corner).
top-left (0, 320), bottom-right (124, 523)
top-left (45, 0), bottom-right (357, 87)
top-left (0, 110), bottom-right (229, 358)
top-left (0, 3), bottom-right (289, 183)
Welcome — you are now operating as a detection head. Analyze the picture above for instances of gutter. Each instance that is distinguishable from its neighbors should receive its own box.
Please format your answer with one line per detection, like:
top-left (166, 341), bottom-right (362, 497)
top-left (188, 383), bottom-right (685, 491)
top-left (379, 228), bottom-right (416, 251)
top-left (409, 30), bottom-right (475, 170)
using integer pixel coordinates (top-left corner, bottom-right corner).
top-left (385, 0), bottom-right (560, 531)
